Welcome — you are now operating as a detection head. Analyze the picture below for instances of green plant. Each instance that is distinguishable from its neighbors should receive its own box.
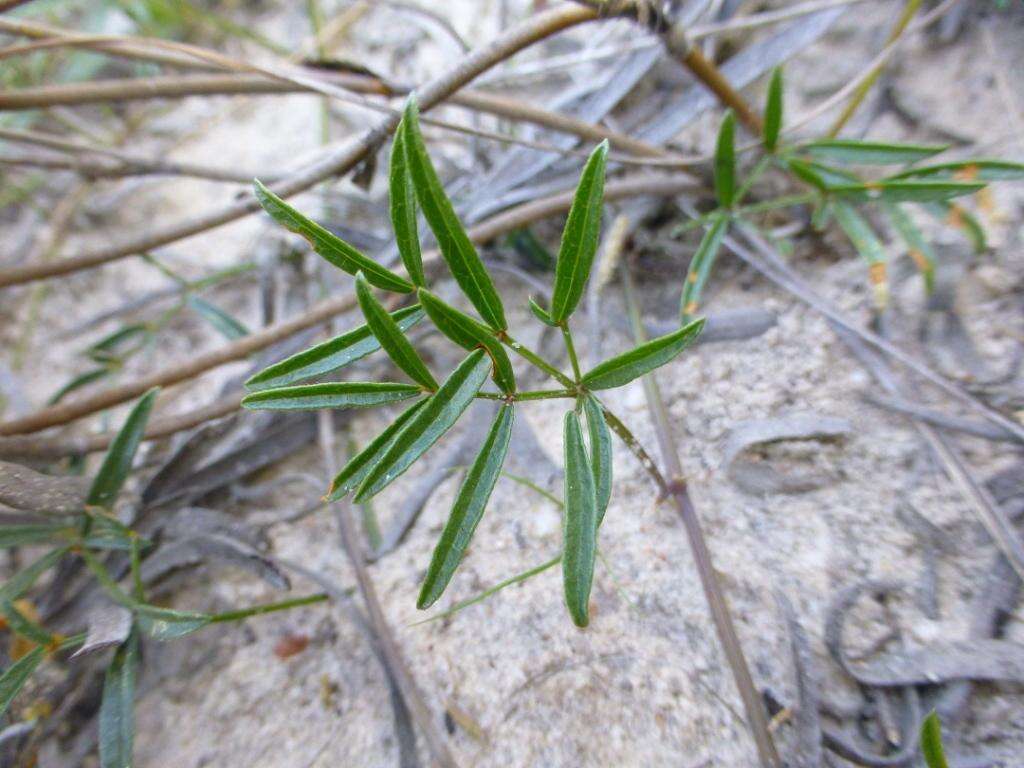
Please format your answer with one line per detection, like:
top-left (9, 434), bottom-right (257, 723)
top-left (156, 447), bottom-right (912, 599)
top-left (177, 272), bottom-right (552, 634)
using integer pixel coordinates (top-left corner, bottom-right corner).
top-left (921, 710), bottom-right (950, 768)
top-left (674, 66), bottom-right (1024, 318)
top-left (242, 97), bottom-right (705, 627)
top-left (0, 389), bottom-right (327, 767)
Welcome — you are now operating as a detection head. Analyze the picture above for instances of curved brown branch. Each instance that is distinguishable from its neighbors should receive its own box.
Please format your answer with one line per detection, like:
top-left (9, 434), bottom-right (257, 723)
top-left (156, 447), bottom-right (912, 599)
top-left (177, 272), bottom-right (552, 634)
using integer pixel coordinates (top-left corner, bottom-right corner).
top-left (0, 4), bottom-right (602, 291)
top-left (0, 172), bottom-right (696, 438)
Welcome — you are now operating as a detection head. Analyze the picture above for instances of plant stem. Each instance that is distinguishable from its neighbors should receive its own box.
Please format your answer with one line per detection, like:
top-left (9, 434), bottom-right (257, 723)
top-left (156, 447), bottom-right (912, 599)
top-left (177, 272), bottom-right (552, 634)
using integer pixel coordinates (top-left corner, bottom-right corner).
top-left (827, 0), bottom-right (922, 136)
top-left (499, 333), bottom-right (575, 388)
top-left (560, 323), bottom-right (582, 381)
top-left (619, 263), bottom-right (781, 768)
top-left (209, 593), bottom-right (329, 623)
top-left (516, 388), bottom-right (577, 401)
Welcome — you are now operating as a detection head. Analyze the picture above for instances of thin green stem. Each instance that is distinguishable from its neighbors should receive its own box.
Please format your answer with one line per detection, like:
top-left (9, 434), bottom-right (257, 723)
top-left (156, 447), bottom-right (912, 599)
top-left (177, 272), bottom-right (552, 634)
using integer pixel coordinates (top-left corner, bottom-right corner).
top-left (560, 322), bottom-right (582, 381)
top-left (411, 555), bottom-right (561, 626)
top-left (499, 332), bottom-right (575, 388)
top-left (516, 388), bottom-right (577, 401)
top-left (209, 592), bottom-right (329, 623)
top-left (734, 155), bottom-right (772, 206)
top-left (129, 535), bottom-right (145, 602)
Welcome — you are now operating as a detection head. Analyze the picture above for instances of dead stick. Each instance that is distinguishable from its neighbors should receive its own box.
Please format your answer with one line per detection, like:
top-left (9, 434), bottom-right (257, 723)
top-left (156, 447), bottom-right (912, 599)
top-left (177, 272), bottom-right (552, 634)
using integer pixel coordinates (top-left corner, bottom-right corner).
top-left (0, 3), bottom-right (600, 290)
top-left (620, 262), bottom-right (781, 768)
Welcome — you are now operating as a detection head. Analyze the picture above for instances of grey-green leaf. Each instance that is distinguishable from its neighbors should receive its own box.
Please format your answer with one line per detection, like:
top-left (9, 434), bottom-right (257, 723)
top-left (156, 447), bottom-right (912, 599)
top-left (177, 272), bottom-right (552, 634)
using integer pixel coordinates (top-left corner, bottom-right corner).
top-left (802, 139), bottom-right (948, 165)
top-left (327, 399), bottom-right (429, 500)
top-left (0, 523), bottom-right (67, 549)
top-left (0, 645), bottom-right (45, 720)
top-left (253, 179), bottom-right (414, 294)
top-left (920, 711), bottom-right (949, 768)
top-left (0, 547), bottom-right (69, 604)
top-left (680, 215), bottom-right (729, 323)
top-left (763, 67), bottom-right (783, 152)
top-left (135, 606), bottom-right (211, 641)
top-left (528, 297), bottom-right (558, 327)
top-left (389, 125), bottom-right (425, 286)
top-left (887, 159), bottom-right (1024, 182)
top-left (99, 632), bottom-right (138, 768)
top-left (833, 201), bottom-right (885, 265)
top-left (714, 110), bottom-right (736, 208)
top-left (400, 98), bottom-right (506, 330)
top-left (187, 295), bottom-right (249, 340)
top-left (354, 349), bottom-right (490, 502)
top-left (582, 318), bottom-right (705, 390)
top-left (562, 411), bottom-right (598, 628)
top-left (582, 395), bottom-right (612, 526)
top-left (86, 388), bottom-right (158, 510)
top-left (244, 305), bottom-right (424, 391)
top-left (242, 382), bottom-right (421, 411)
top-left (925, 201), bottom-right (986, 253)
top-left (355, 273), bottom-right (437, 390)
top-left (418, 288), bottom-right (515, 394)
top-left (549, 140), bottom-right (608, 323)
top-left (831, 180), bottom-right (984, 203)
top-left (417, 404), bottom-right (514, 609)
top-left (884, 201), bottom-right (936, 293)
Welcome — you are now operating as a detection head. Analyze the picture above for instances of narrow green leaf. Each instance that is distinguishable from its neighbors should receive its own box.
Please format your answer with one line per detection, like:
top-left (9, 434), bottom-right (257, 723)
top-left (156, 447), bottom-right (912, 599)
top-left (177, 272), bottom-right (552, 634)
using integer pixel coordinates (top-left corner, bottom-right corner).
top-left (787, 158), bottom-right (860, 190)
top-left (887, 159), bottom-right (1024, 182)
top-left (86, 388), bottom-right (159, 510)
top-left (920, 711), bottom-right (950, 768)
top-left (528, 297), bottom-right (558, 327)
top-left (87, 324), bottom-right (149, 362)
top-left (242, 382), bottom-right (421, 411)
top-left (187, 295), bottom-right (250, 340)
top-left (562, 411), bottom-right (598, 628)
top-left (48, 368), bottom-right (111, 405)
top-left (417, 404), bottom-right (514, 608)
top-left (0, 547), bottom-right (70, 604)
top-left (417, 289), bottom-right (515, 394)
top-left (802, 139), bottom-right (948, 165)
top-left (549, 140), bottom-right (609, 323)
top-left (832, 201), bottom-right (885, 265)
top-left (253, 179), bottom-right (414, 294)
top-left (884, 202), bottom-right (936, 293)
top-left (244, 305), bottom-right (424, 391)
top-left (763, 67), bottom-right (783, 152)
top-left (834, 200), bottom-right (888, 307)
top-left (1, 600), bottom-right (54, 646)
top-left (355, 272), bottom-right (437, 390)
top-left (581, 318), bottom-right (705, 390)
top-left (400, 98), bottom-right (506, 330)
top-left (389, 126), bottom-right (425, 286)
top-left (354, 349), bottom-right (490, 502)
top-left (327, 399), bottom-right (429, 500)
top-left (925, 201), bottom-right (986, 253)
top-left (679, 215), bottom-right (729, 323)
top-left (582, 396), bottom-right (612, 526)
top-left (831, 180), bottom-right (984, 203)
top-left (0, 524), bottom-right (66, 549)
top-left (99, 631), bottom-right (138, 768)
top-left (136, 609), bottom-right (211, 641)
top-left (0, 645), bottom-right (45, 719)
top-left (714, 110), bottom-right (736, 208)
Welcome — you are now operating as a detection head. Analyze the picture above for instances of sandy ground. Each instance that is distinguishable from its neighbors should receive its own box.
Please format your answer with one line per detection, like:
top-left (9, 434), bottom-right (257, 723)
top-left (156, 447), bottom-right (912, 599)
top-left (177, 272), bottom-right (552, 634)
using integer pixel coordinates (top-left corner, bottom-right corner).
top-left (3, 1), bottom-right (1024, 766)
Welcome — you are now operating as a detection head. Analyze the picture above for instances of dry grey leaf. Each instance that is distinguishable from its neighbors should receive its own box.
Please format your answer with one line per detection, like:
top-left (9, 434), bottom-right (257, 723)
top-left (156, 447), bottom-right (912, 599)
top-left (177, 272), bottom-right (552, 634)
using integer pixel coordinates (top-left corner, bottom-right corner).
top-left (722, 413), bottom-right (852, 494)
top-left (70, 603), bottom-right (132, 659)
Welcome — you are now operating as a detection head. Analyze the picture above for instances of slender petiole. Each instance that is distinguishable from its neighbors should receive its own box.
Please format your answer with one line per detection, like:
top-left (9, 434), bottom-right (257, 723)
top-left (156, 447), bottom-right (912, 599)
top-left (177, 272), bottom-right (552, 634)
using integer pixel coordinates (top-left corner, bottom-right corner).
top-left (209, 593), bottom-right (329, 623)
top-left (499, 332), bottom-right (575, 388)
top-left (560, 322), bottom-right (582, 381)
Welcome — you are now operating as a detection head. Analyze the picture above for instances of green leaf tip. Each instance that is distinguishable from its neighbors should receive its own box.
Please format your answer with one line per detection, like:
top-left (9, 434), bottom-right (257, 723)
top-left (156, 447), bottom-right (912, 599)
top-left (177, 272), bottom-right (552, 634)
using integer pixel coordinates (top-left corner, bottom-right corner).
top-left (417, 404), bottom-right (514, 609)
top-left (550, 141), bottom-right (609, 324)
top-left (253, 179), bottom-right (414, 294)
top-left (581, 318), bottom-right (705, 390)
top-left (763, 67), bottom-right (783, 152)
top-left (399, 99), bottom-right (507, 330)
top-left (562, 410), bottom-right (598, 628)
